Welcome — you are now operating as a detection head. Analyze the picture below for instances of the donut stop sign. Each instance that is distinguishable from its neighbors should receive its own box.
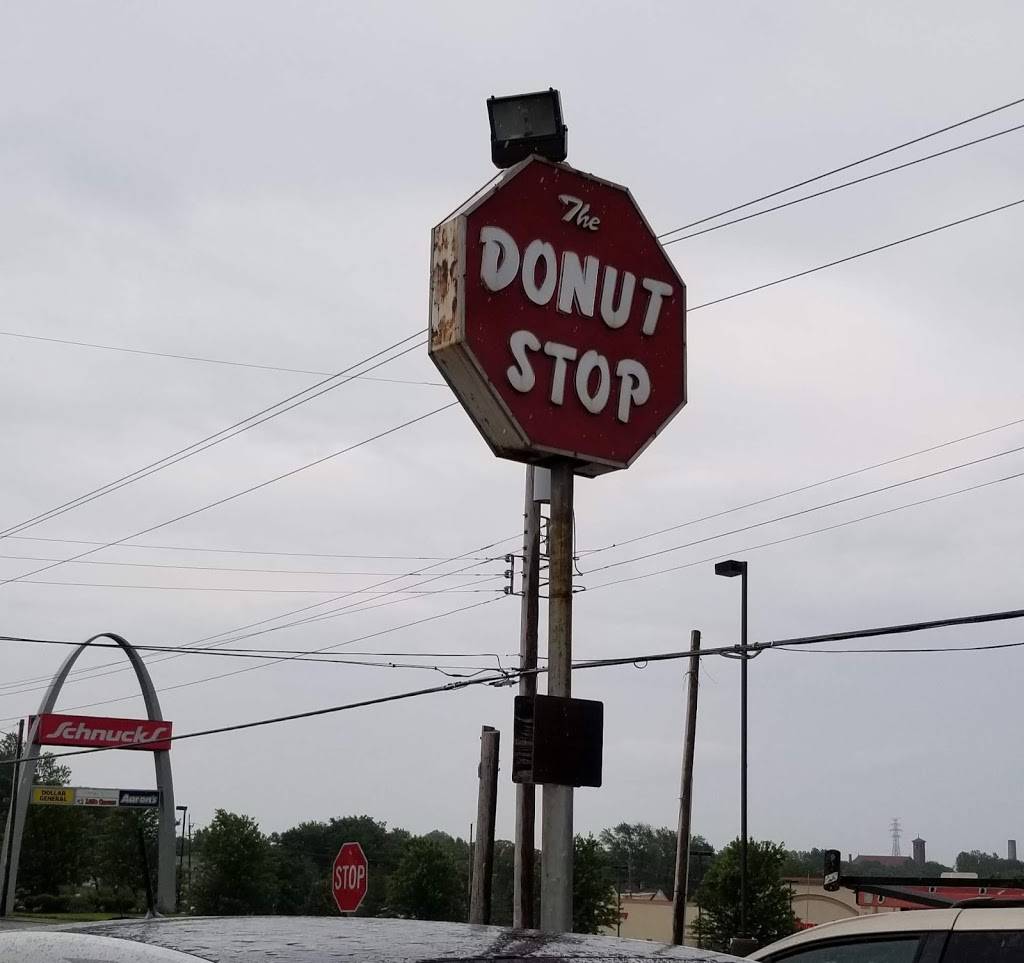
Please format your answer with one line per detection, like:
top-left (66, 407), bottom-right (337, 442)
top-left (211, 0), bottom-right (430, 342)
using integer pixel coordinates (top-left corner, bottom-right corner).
top-left (429, 155), bottom-right (686, 476)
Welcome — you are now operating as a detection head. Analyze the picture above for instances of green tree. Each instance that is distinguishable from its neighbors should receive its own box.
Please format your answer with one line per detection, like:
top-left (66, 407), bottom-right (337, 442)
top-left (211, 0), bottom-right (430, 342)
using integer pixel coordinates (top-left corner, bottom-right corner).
top-left (599, 822), bottom-right (713, 895)
top-left (0, 731), bottom-right (90, 901)
top-left (956, 850), bottom-right (1024, 878)
top-left (86, 809), bottom-right (159, 914)
top-left (273, 815), bottom-right (412, 916)
top-left (573, 834), bottom-right (619, 934)
top-left (193, 810), bottom-right (275, 915)
top-left (387, 835), bottom-right (465, 921)
top-left (694, 838), bottom-right (798, 951)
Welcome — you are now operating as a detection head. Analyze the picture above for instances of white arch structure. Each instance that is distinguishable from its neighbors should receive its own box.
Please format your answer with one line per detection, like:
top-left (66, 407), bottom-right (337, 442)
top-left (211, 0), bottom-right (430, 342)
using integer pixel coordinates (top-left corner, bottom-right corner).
top-left (2, 632), bottom-right (176, 914)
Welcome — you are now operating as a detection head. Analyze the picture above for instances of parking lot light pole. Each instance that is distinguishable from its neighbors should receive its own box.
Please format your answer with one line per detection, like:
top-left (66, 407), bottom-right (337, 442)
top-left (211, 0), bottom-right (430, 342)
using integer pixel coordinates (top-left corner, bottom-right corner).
top-left (714, 559), bottom-right (751, 947)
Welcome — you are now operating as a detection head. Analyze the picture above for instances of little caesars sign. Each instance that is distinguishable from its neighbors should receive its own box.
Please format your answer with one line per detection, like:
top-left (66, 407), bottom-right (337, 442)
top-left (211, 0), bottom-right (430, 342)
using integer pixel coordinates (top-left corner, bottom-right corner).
top-left (429, 156), bottom-right (685, 476)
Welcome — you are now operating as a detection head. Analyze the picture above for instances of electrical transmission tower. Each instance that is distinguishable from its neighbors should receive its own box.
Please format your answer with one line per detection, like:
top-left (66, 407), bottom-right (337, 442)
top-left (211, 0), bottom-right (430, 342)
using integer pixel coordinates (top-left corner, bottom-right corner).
top-left (890, 818), bottom-right (902, 857)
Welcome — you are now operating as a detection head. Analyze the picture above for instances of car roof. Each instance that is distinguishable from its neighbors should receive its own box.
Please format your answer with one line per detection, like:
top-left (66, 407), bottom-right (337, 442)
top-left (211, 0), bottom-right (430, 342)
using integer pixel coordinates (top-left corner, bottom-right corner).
top-left (748, 909), bottom-right (962, 958)
top-left (43, 916), bottom-right (746, 962)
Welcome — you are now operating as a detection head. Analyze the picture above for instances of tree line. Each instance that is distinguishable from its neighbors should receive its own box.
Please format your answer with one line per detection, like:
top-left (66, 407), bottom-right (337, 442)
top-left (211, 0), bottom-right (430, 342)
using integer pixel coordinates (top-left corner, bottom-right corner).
top-left (6, 737), bottom-right (1007, 944)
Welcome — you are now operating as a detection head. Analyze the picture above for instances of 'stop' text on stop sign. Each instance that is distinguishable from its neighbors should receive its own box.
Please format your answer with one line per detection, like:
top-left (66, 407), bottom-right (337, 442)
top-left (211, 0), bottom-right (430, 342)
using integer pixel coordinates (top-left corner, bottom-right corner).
top-left (479, 226), bottom-right (674, 425)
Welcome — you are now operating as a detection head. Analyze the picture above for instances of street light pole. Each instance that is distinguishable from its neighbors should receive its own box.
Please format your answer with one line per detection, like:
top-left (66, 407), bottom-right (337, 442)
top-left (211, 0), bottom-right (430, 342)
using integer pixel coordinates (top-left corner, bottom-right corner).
top-left (739, 564), bottom-right (748, 940)
top-left (714, 559), bottom-right (755, 953)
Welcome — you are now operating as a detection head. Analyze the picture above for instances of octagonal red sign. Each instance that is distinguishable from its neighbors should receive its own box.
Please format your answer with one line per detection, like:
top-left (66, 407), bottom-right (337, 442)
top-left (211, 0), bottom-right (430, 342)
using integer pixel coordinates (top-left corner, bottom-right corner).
top-left (332, 841), bottom-right (368, 914)
top-left (429, 156), bottom-right (686, 476)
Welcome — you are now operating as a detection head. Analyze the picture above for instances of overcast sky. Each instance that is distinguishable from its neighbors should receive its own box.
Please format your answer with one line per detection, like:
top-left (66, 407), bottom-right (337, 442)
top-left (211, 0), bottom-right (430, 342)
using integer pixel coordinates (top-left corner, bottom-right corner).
top-left (2, 2), bottom-right (1024, 869)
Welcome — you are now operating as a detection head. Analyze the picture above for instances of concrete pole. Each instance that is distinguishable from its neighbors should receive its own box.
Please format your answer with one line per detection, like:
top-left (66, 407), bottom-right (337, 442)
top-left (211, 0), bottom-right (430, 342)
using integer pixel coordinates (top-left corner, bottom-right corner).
top-left (470, 726), bottom-right (500, 925)
top-left (672, 630), bottom-right (701, 945)
top-left (514, 466), bottom-right (541, 930)
top-left (540, 460), bottom-right (574, 933)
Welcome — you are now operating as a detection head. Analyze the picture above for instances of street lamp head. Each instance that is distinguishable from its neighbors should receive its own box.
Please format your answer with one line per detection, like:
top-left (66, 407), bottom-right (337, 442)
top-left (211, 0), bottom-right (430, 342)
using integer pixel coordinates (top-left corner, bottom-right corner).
top-left (714, 559), bottom-right (746, 578)
top-left (487, 88), bottom-right (568, 169)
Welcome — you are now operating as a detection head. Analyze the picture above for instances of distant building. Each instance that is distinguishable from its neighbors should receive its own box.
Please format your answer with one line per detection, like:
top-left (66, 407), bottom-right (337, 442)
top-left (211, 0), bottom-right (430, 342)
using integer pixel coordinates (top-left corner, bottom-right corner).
top-left (851, 854), bottom-right (914, 869)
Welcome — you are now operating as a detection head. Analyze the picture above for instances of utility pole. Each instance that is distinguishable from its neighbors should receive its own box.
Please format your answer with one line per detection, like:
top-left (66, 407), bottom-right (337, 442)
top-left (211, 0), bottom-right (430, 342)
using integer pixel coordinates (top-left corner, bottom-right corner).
top-left (470, 726), bottom-right (500, 925)
top-left (176, 804), bottom-right (188, 913)
top-left (514, 465), bottom-right (543, 929)
top-left (0, 720), bottom-right (24, 917)
top-left (540, 461), bottom-right (574, 933)
top-left (671, 630), bottom-right (701, 945)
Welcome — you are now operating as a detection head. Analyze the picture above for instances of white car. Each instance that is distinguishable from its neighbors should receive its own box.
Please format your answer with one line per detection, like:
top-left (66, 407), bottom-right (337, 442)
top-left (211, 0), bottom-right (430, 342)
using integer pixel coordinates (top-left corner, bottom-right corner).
top-left (749, 905), bottom-right (1024, 962)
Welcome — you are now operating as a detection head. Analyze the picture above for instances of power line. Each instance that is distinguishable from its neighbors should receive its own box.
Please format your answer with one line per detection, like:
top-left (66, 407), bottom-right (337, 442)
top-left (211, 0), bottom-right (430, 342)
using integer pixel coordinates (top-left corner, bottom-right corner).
top-left (578, 414), bottom-right (1024, 557)
top-left (0, 334), bottom-right (426, 541)
top-left (688, 197), bottom-right (1024, 312)
top-left (0, 635), bottom-right (507, 674)
top-left (585, 465), bottom-right (1024, 593)
top-left (0, 402), bottom-right (458, 590)
top-left (0, 635), bottom-right (520, 662)
top-left (777, 639), bottom-right (1024, 655)
top-left (0, 554), bottom-right (502, 577)
top-left (0, 328), bottom-right (446, 385)
top-left (657, 93), bottom-right (1024, 240)
top-left (0, 535), bottom-right (515, 697)
top-left (13, 579), bottom-right (503, 596)
top-left (7, 604), bottom-right (1023, 765)
top-left (0, 596), bottom-right (506, 725)
top-left (580, 442), bottom-right (1024, 576)
top-left (0, 569), bottom-right (504, 697)
top-left (664, 121), bottom-right (1024, 245)
top-left (2, 536), bottom-right (497, 563)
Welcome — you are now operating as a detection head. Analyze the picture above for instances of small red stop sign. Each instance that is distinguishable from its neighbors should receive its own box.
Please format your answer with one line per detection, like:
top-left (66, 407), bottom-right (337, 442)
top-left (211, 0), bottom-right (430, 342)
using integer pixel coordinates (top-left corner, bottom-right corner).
top-left (332, 841), bottom-right (368, 914)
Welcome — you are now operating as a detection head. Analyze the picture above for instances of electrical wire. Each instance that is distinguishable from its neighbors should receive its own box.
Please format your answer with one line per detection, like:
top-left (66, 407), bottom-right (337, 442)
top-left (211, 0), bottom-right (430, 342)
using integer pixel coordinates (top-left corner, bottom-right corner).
top-left (585, 465), bottom-right (1024, 593)
top-left (580, 442), bottom-right (1024, 576)
top-left (664, 121), bottom-right (1024, 245)
top-left (0, 335), bottom-right (427, 541)
top-left (688, 197), bottom-right (1024, 312)
top-left (0, 554), bottom-right (502, 577)
top-left (0, 328), bottom-right (446, 385)
top-left (7, 604), bottom-right (1024, 766)
top-left (0, 536), bottom-right (520, 696)
top-left (1, 537), bottom-right (497, 563)
top-left (578, 414), bottom-right (1024, 557)
top-left (776, 639), bottom-right (1024, 655)
top-left (657, 93), bottom-right (1024, 240)
top-left (0, 402), bottom-right (458, 590)
top-left (13, 579), bottom-right (504, 595)
top-left (0, 634), bottom-right (506, 672)
top-left (0, 596), bottom-right (506, 725)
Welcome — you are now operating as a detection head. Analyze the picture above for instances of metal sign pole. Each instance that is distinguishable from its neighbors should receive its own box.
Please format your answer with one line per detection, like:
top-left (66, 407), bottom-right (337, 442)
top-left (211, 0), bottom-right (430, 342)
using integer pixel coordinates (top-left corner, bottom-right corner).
top-left (540, 460), bottom-right (574, 933)
top-left (514, 465), bottom-right (541, 929)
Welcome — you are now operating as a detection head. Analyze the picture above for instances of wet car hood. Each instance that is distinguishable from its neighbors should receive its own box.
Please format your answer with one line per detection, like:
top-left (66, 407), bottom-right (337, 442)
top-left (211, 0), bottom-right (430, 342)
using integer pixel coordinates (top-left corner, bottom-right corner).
top-left (16, 916), bottom-right (744, 962)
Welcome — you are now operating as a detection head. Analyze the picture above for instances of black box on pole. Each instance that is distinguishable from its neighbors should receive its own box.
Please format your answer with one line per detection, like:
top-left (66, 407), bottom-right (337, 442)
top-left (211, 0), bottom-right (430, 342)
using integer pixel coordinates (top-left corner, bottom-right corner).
top-left (512, 694), bottom-right (603, 788)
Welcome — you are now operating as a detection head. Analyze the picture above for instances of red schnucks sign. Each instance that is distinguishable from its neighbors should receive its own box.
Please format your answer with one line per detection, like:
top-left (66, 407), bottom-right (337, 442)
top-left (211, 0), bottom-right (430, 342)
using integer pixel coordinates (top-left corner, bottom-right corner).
top-left (429, 155), bottom-right (686, 476)
top-left (33, 713), bottom-right (173, 751)
top-left (332, 841), bottom-right (368, 914)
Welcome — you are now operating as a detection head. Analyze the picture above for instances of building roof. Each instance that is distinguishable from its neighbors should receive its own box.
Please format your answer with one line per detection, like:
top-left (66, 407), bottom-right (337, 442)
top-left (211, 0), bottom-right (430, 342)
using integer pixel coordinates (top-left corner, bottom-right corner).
top-left (852, 854), bottom-right (913, 867)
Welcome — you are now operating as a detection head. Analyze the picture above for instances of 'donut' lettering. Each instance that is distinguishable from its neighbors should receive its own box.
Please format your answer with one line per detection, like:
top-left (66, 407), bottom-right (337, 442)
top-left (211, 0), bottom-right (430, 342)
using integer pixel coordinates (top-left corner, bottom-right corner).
top-left (479, 226), bottom-right (673, 335)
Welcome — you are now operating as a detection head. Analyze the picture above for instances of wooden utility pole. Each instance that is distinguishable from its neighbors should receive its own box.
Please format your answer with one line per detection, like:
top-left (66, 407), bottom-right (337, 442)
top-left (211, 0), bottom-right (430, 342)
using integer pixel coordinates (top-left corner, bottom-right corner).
top-left (540, 461), bottom-right (574, 933)
top-left (514, 466), bottom-right (542, 929)
top-left (672, 630), bottom-right (701, 945)
top-left (470, 726), bottom-right (500, 925)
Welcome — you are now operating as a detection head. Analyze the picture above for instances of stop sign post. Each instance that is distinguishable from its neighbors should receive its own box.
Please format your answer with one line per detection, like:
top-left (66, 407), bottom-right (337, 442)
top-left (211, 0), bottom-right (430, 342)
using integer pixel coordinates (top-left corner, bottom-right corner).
top-left (332, 842), bottom-right (368, 915)
top-left (429, 153), bottom-right (687, 934)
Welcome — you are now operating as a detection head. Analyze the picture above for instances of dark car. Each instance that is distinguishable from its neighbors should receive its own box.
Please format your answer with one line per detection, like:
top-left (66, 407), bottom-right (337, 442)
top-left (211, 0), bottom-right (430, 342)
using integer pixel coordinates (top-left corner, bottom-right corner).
top-left (0, 916), bottom-right (746, 963)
